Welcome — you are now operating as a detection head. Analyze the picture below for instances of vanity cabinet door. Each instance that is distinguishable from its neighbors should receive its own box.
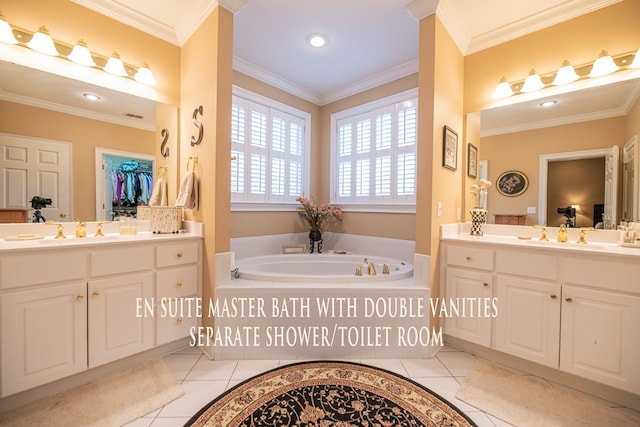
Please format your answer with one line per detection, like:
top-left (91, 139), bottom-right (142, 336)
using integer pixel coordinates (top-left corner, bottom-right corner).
top-left (444, 267), bottom-right (493, 346)
top-left (0, 282), bottom-right (87, 397)
top-left (560, 285), bottom-right (640, 395)
top-left (88, 273), bottom-right (154, 368)
top-left (494, 275), bottom-right (560, 368)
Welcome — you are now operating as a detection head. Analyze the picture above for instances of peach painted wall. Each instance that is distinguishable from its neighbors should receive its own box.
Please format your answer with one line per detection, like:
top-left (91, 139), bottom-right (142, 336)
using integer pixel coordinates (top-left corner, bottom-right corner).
top-left (464, 1), bottom-right (640, 224)
top-left (0, 100), bottom-right (154, 221)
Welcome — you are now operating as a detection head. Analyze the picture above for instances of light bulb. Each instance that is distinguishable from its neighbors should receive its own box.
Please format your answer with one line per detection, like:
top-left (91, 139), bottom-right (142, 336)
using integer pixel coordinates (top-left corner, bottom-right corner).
top-left (26, 26), bottom-right (58, 56)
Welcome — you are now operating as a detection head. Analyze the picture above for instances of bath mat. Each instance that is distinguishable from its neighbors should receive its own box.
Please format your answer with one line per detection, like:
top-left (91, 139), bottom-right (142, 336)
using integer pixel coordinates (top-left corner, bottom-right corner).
top-left (456, 359), bottom-right (640, 427)
top-left (0, 357), bottom-right (184, 427)
top-left (186, 360), bottom-right (476, 426)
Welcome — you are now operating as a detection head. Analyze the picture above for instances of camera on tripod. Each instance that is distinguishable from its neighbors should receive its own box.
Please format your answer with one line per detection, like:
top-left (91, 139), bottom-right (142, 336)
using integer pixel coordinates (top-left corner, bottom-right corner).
top-left (30, 196), bottom-right (52, 222)
top-left (557, 206), bottom-right (576, 227)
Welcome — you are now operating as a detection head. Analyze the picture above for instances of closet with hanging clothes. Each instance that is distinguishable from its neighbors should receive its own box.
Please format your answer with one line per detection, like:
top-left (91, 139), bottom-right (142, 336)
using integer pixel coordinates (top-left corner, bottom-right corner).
top-left (105, 156), bottom-right (154, 220)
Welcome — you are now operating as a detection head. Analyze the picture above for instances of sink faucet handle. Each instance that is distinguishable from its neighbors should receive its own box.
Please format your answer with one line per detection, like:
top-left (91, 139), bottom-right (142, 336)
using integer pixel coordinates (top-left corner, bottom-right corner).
top-left (95, 221), bottom-right (110, 237)
top-left (533, 225), bottom-right (548, 241)
top-left (577, 227), bottom-right (596, 244)
top-left (45, 220), bottom-right (66, 239)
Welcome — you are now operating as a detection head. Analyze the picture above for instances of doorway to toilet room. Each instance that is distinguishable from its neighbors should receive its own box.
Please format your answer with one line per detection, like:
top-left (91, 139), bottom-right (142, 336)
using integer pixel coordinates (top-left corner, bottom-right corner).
top-left (95, 148), bottom-right (155, 221)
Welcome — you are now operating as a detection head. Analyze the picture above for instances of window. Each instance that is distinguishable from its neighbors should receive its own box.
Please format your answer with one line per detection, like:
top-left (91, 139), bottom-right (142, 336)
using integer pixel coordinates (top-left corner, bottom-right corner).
top-left (331, 89), bottom-right (417, 211)
top-left (231, 87), bottom-right (310, 209)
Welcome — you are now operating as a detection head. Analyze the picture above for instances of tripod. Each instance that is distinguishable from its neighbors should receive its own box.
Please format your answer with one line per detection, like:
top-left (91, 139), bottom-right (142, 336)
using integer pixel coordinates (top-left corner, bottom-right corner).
top-left (32, 209), bottom-right (46, 223)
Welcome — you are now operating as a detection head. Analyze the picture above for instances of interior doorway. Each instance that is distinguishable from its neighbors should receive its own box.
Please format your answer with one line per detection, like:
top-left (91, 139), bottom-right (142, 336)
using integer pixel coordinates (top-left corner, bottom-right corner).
top-left (95, 148), bottom-right (155, 221)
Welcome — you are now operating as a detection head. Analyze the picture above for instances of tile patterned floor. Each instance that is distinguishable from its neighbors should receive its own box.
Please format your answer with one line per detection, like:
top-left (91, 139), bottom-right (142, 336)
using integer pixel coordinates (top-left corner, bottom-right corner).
top-left (123, 345), bottom-right (636, 427)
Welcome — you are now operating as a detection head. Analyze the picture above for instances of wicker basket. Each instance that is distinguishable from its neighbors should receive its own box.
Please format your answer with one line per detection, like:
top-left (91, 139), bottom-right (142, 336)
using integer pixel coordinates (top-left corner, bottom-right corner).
top-left (138, 206), bottom-right (183, 233)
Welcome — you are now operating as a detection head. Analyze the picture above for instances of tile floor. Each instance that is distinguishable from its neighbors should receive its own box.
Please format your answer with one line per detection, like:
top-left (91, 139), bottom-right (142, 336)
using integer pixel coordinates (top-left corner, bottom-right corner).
top-left (123, 345), bottom-right (635, 427)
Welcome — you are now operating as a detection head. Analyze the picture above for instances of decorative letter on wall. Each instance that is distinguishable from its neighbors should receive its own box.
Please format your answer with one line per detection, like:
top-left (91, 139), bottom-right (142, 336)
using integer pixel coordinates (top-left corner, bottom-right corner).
top-left (191, 105), bottom-right (204, 146)
top-left (160, 128), bottom-right (170, 157)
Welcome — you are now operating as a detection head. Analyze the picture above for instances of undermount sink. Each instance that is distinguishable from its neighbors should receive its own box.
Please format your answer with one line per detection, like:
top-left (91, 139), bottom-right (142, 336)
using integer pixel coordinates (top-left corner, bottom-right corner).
top-left (523, 239), bottom-right (612, 250)
top-left (37, 235), bottom-right (120, 244)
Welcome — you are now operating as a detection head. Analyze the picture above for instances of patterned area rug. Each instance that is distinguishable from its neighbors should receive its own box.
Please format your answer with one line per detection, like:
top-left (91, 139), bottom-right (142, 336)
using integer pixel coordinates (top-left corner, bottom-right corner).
top-left (186, 360), bottom-right (476, 427)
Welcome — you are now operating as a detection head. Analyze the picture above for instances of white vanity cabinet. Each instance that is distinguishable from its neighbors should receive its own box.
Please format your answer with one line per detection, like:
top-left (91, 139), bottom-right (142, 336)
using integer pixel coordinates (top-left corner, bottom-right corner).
top-left (443, 244), bottom-right (494, 346)
top-left (0, 235), bottom-right (202, 397)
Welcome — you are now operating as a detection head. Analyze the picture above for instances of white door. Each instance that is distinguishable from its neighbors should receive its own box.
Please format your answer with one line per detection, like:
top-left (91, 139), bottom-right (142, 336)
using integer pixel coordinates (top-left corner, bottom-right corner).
top-left (604, 145), bottom-right (619, 226)
top-left (0, 133), bottom-right (72, 222)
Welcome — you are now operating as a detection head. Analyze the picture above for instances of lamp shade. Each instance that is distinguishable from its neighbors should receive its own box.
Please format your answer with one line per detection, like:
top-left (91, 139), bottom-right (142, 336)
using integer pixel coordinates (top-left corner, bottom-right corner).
top-left (589, 50), bottom-right (618, 77)
top-left (134, 62), bottom-right (156, 85)
top-left (552, 60), bottom-right (579, 85)
top-left (68, 39), bottom-right (96, 66)
top-left (103, 51), bottom-right (127, 76)
top-left (521, 69), bottom-right (544, 92)
top-left (492, 77), bottom-right (513, 99)
top-left (26, 26), bottom-right (58, 56)
top-left (0, 12), bottom-right (17, 44)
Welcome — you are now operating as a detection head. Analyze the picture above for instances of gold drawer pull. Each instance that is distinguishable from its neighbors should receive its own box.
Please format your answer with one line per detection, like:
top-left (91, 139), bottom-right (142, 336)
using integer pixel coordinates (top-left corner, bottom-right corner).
top-left (483, 282), bottom-right (489, 287)
top-left (177, 252), bottom-right (183, 258)
top-left (76, 295), bottom-right (84, 300)
top-left (176, 281), bottom-right (183, 287)
top-left (176, 318), bottom-right (183, 325)
top-left (92, 291), bottom-right (100, 297)
top-left (550, 294), bottom-right (558, 299)
top-left (565, 297), bottom-right (573, 303)
top-left (465, 256), bottom-right (471, 261)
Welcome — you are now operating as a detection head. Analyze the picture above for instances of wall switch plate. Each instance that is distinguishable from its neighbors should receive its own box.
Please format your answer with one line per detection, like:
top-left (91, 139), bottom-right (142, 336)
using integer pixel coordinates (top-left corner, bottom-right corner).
top-left (437, 201), bottom-right (442, 217)
top-left (456, 207), bottom-right (461, 221)
top-left (527, 207), bottom-right (536, 214)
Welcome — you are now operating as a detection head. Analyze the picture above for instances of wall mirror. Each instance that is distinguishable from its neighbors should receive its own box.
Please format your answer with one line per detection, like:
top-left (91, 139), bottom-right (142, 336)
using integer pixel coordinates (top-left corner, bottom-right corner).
top-left (480, 76), bottom-right (640, 227)
top-left (0, 60), bottom-right (177, 222)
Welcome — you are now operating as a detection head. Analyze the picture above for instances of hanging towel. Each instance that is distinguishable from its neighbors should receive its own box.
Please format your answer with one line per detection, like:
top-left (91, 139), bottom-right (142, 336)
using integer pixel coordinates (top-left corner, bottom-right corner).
top-left (175, 171), bottom-right (199, 210)
top-left (149, 176), bottom-right (168, 206)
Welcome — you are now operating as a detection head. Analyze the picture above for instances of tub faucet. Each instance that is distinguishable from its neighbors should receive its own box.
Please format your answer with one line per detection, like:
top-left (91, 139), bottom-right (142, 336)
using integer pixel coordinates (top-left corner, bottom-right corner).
top-left (363, 258), bottom-right (376, 276)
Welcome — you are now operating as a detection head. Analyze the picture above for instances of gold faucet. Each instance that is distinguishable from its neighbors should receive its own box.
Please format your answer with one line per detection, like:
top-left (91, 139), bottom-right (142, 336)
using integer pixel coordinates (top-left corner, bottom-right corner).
top-left (533, 225), bottom-right (548, 241)
top-left (557, 224), bottom-right (568, 243)
top-left (45, 220), bottom-right (66, 239)
top-left (577, 227), bottom-right (596, 244)
top-left (75, 220), bottom-right (87, 238)
top-left (382, 264), bottom-right (390, 274)
top-left (364, 258), bottom-right (377, 276)
top-left (355, 265), bottom-right (363, 276)
top-left (95, 221), bottom-right (110, 237)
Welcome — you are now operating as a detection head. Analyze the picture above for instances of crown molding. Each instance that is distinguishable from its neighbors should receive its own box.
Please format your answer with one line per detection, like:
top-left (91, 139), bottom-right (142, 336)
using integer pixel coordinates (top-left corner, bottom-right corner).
top-left (406, 0), bottom-right (439, 20)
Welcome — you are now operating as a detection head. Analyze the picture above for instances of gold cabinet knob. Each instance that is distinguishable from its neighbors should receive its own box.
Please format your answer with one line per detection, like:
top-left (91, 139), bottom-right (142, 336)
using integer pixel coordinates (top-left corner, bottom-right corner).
top-left (483, 282), bottom-right (489, 287)
top-left (76, 294), bottom-right (84, 300)
top-left (550, 294), bottom-right (558, 299)
top-left (176, 281), bottom-right (183, 287)
top-left (177, 252), bottom-right (183, 258)
top-left (176, 318), bottom-right (183, 325)
top-left (92, 291), bottom-right (100, 297)
top-left (565, 297), bottom-right (573, 303)
top-left (465, 256), bottom-right (471, 261)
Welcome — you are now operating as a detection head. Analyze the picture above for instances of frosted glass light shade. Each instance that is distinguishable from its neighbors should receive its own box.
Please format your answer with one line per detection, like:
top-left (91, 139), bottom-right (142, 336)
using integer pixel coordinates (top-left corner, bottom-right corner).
top-left (0, 13), bottom-right (17, 44)
top-left (521, 69), bottom-right (544, 92)
top-left (134, 62), bottom-right (156, 85)
top-left (103, 51), bottom-right (127, 76)
top-left (68, 39), bottom-right (96, 66)
top-left (552, 60), bottom-right (579, 85)
top-left (630, 49), bottom-right (640, 69)
top-left (26, 26), bottom-right (58, 56)
top-left (492, 77), bottom-right (513, 99)
top-left (589, 50), bottom-right (618, 77)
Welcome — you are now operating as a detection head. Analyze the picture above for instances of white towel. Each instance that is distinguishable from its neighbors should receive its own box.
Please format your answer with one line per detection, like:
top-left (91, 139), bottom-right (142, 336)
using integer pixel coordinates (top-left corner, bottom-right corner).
top-left (148, 177), bottom-right (167, 206)
top-left (175, 171), bottom-right (199, 210)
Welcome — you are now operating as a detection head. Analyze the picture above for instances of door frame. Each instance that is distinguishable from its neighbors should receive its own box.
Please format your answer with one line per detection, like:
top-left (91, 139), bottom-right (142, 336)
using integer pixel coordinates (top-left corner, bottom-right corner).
top-left (95, 148), bottom-right (155, 221)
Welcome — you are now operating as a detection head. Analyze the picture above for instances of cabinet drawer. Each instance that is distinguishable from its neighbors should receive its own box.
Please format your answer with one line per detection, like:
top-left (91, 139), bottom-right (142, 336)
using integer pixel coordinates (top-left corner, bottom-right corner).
top-left (564, 256), bottom-right (640, 294)
top-left (496, 250), bottom-right (558, 281)
top-left (90, 246), bottom-right (154, 277)
top-left (157, 242), bottom-right (199, 267)
top-left (156, 304), bottom-right (198, 345)
top-left (156, 265), bottom-right (198, 298)
top-left (447, 244), bottom-right (494, 271)
top-left (1, 250), bottom-right (86, 289)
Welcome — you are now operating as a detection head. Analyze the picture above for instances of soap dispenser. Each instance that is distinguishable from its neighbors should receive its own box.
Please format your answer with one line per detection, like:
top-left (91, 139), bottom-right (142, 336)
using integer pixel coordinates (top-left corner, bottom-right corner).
top-left (557, 224), bottom-right (568, 243)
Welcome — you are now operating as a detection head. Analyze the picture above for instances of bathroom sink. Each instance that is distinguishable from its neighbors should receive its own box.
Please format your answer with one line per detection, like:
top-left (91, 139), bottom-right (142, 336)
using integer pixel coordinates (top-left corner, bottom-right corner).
top-left (523, 239), bottom-right (612, 250)
top-left (37, 235), bottom-right (120, 244)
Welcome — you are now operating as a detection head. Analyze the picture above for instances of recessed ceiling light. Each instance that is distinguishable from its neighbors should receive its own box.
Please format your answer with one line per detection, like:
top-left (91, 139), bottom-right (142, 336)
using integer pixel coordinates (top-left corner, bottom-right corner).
top-left (307, 34), bottom-right (327, 48)
top-left (540, 100), bottom-right (557, 108)
top-left (83, 93), bottom-right (101, 101)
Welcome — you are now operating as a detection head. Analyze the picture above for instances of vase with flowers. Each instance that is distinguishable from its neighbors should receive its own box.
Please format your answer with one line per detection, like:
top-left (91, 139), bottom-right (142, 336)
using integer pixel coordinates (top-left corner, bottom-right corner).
top-left (469, 179), bottom-right (492, 236)
top-left (296, 197), bottom-right (344, 253)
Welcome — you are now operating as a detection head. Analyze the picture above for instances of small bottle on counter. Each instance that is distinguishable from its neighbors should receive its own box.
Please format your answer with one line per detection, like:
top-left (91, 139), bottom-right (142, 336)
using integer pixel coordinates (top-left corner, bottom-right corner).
top-left (118, 216), bottom-right (138, 235)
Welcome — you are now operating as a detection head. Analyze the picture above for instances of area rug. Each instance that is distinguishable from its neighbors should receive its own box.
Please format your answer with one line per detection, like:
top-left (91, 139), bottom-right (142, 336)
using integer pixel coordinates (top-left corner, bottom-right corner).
top-left (456, 359), bottom-right (640, 427)
top-left (186, 360), bottom-right (476, 427)
top-left (0, 358), bottom-right (184, 427)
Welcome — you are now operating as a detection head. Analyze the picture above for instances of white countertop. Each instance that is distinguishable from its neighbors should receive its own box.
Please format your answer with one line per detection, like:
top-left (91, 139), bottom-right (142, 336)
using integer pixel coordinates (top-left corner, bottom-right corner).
top-left (441, 223), bottom-right (640, 258)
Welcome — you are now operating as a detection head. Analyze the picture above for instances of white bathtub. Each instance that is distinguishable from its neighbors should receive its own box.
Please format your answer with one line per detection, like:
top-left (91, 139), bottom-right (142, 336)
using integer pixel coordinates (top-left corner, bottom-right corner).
top-left (236, 253), bottom-right (413, 283)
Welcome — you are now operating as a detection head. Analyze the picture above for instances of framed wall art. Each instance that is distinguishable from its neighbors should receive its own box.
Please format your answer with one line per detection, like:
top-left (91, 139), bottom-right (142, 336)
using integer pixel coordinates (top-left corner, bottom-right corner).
top-left (442, 125), bottom-right (458, 171)
top-left (467, 143), bottom-right (478, 178)
top-left (497, 170), bottom-right (528, 197)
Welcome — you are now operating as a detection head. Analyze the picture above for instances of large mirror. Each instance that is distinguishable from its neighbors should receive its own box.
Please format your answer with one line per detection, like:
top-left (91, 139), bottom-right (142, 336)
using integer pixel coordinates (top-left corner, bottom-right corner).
top-left (479, 76), bottom-right (640, 227)
top-left (0, 60), bottom-right (177, 223)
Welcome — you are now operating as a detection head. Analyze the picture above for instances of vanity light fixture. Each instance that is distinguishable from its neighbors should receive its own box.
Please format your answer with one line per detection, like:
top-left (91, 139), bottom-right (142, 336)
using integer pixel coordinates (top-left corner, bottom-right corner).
top-left (307, 34), bottom-right (327, 48)
top-left (68, 39), bottom-right (96, 67)
top-left (0, 12), bottom-right (17, 44)
top-left (540, 100), bottom-right (557, 107)
top-left (588, 50), bottom-right (618, 77)
top-left (134, 62), bottom-right (156, 85)
top-left (552, 60), bottom-right (579, 85)
top-left (26, 26), bottom-right (58, 56)
top-left (630, 49), bottom-right (640, 69)
top-left (82, 93), bottom-right (101, 101)
top-left (492, 77), bottom-right (514, 99)
top-left (103, 51), bottom-right (127, 76)
top-left (521, 69), bottom-right (544, 92)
